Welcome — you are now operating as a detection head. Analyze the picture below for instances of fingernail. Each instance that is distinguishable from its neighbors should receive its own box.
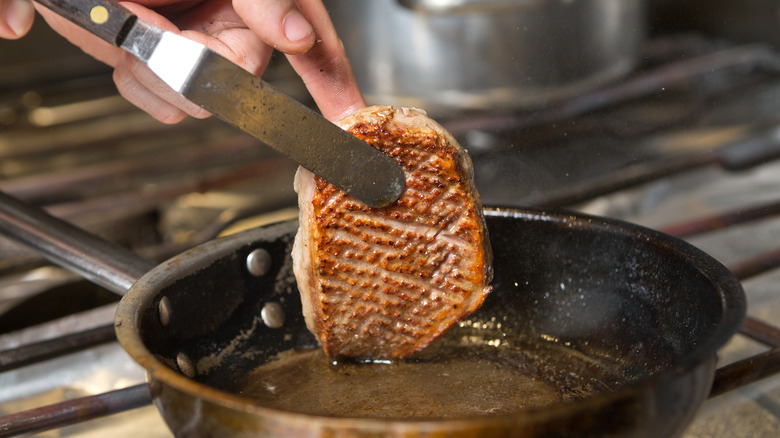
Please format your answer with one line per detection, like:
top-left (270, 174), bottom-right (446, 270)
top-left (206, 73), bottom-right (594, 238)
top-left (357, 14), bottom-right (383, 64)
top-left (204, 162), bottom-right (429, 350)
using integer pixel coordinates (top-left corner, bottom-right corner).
top-left (6, 0), bottom-right (34, 37)
top-left (283, 10), bottom-right (313, 43)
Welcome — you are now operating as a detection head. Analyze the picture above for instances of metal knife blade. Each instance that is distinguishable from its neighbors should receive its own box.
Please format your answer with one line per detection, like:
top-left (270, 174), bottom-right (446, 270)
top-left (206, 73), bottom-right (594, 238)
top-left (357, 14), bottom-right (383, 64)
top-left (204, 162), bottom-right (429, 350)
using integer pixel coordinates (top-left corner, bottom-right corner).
top-left (33, 0), bottom-right (405, 208)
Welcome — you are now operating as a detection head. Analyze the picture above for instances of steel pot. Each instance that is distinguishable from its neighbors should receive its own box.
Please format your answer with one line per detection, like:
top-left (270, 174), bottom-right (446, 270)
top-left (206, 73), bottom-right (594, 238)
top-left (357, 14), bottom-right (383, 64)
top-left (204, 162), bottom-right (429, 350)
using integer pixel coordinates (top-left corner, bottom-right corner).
top-left (326, 0), bottom-right (646, 114)
top-left (0, 190), bottom-right (745, 437)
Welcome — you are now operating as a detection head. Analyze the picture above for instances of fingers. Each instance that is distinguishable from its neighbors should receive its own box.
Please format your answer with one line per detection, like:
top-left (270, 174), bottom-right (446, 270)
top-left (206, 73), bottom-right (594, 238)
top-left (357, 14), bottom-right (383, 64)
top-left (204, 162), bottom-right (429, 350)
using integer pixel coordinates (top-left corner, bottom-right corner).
top-left (35, 4), bottom-right (121, 66)
top-left (113, 2), bottom-right (277, 124)
top-left (113, 52), bottom-right (209, 124)
top-left (26, 0), bottom-right (354, 126)
top-left (235, 0), bottom-right (365, 121)
top-left (233, 0), bottom-right (315, 55)
top-left (105, 3), bottom-right (201, 123)
top-left (0, 0), bottom-right (35, 39)
top-left (285, 0), bottom-right (365, 121)
top-left (34, 2), bottom-right (192, 123)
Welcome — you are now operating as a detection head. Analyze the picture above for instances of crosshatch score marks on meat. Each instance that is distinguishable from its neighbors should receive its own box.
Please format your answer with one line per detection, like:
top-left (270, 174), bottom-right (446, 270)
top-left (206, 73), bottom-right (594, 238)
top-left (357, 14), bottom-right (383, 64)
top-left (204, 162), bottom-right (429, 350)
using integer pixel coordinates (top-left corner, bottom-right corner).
top-left (293, 106), bottom-right (493, 360)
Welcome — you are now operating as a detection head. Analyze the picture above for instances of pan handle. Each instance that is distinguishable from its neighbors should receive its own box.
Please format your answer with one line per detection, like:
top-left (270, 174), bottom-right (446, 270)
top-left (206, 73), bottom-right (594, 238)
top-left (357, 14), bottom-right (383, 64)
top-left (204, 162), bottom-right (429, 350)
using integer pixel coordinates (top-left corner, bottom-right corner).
top-left (0, 191), bottom-right (156, 295)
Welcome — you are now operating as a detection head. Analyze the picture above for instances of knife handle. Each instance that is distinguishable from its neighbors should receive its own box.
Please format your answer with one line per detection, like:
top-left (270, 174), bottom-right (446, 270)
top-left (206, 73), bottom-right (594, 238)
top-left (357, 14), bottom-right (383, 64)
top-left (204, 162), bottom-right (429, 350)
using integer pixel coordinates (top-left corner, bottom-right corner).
top-left (33, 0), bottom-right (136, 46)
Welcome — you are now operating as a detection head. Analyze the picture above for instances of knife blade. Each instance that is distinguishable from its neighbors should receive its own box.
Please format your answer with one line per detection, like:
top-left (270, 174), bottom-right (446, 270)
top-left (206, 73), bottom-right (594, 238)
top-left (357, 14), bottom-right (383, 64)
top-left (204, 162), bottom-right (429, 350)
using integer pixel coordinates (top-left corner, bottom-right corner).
top-left (33, 0), bottom-right (405, 208)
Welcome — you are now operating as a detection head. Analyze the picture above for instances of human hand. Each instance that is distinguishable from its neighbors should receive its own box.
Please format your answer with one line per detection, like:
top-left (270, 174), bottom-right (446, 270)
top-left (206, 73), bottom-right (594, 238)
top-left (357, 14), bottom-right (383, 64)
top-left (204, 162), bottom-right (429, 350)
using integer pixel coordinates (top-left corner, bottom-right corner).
top-left (27, 0), bottom-right (365, 123)
top-left (0, 0), bottom-right (35, 39)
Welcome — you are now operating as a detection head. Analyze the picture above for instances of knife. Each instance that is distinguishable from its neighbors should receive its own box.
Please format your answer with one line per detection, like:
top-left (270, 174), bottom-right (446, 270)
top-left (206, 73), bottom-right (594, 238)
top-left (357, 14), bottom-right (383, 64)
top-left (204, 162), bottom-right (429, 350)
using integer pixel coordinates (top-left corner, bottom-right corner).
top-left (32, 0), bottom-right (405, 208)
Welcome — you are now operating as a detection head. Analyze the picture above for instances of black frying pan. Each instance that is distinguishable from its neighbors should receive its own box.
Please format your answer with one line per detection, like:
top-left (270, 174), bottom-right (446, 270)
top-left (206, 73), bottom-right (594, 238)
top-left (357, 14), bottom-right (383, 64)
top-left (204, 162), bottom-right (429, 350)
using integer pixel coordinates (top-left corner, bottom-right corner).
top-left (0, 191), bottom-right (745, 437)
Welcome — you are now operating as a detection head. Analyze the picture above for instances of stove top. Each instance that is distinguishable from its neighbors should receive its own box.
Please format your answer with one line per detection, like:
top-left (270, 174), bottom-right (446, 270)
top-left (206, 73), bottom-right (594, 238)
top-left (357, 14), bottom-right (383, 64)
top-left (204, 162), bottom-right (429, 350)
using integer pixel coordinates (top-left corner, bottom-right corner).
top-left (2, 31), bottom-right (780, 436)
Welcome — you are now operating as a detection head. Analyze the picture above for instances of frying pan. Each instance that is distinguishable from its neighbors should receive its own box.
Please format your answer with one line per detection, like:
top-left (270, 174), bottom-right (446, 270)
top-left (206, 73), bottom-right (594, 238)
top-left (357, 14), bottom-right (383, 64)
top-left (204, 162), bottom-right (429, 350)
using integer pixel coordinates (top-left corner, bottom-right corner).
top-left (0, 191), bottom-right (745, 437)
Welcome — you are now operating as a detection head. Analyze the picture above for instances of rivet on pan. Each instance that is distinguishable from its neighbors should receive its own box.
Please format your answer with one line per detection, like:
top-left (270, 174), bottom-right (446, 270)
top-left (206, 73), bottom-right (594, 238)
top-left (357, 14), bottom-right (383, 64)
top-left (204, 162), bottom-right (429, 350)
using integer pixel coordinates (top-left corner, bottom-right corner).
top-left (246, 248), bottom-right (272, 277)
top-left (158, 297), bottom-right (171, 327)
top-left (176, 352), bottom-right (196, 378)
top-left (261, 302), bottom-right (285, 328)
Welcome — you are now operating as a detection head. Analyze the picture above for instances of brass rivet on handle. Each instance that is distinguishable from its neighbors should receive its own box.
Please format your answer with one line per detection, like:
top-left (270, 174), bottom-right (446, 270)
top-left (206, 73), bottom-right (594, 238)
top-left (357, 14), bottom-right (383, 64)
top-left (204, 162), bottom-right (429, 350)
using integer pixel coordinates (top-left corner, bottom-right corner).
top-left (90, 6), bottom-right (109, 24)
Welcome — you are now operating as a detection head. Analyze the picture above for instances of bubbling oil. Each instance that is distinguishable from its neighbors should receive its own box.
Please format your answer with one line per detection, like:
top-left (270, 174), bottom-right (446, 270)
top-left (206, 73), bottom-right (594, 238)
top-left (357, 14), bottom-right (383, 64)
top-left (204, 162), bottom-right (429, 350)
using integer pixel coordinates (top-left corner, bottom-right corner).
top-left (232, 339), bottom-right (624, 419)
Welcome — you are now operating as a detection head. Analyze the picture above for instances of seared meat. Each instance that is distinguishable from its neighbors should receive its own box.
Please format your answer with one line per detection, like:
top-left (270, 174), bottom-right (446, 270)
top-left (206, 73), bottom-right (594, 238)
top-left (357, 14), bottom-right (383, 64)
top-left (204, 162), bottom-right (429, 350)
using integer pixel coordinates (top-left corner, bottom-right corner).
top-left (292, 106), bottom-right (492, 360)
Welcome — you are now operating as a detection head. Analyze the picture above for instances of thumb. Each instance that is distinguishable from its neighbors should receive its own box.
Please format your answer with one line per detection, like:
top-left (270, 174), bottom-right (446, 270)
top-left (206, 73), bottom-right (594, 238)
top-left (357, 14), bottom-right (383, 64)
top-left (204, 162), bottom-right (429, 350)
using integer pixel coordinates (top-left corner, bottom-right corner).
top-left (0, 0), bottom-right (35, 39)
top-left (233, 0), bottom-right (315, 55)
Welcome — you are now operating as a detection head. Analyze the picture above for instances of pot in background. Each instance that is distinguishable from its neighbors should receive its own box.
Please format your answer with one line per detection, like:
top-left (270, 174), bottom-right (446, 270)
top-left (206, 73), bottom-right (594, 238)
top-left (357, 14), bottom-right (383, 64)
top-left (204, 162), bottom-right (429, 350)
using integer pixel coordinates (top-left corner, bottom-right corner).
top-left (326, 0), bottom-right (646, 114)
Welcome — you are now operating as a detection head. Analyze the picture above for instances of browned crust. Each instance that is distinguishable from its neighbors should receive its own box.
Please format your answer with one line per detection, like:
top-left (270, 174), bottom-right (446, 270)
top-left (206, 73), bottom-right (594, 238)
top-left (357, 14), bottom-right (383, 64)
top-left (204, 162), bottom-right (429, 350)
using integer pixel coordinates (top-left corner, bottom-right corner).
top-left (294, 106), bottom-right (492, 360)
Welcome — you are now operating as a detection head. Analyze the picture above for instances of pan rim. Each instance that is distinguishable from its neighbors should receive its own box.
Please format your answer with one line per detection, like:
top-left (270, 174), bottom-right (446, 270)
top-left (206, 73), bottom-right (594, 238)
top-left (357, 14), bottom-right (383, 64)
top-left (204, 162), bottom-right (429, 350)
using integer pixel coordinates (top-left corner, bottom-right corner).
top-left (114, 206), bottom-right (746, 430)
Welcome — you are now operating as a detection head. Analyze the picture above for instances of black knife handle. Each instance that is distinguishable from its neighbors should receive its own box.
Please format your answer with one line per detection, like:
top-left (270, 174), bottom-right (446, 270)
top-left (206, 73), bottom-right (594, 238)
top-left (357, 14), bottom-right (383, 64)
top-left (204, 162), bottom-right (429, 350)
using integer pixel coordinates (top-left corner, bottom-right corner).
top-left (33, 0), bottom-right (136, 46)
